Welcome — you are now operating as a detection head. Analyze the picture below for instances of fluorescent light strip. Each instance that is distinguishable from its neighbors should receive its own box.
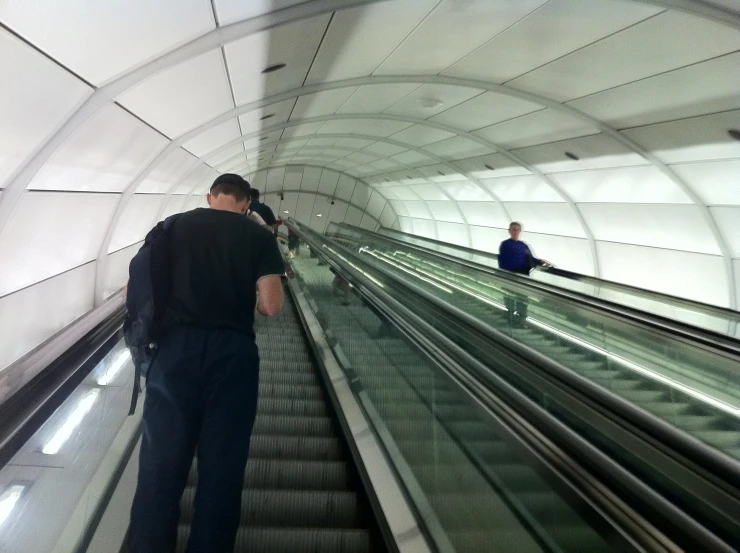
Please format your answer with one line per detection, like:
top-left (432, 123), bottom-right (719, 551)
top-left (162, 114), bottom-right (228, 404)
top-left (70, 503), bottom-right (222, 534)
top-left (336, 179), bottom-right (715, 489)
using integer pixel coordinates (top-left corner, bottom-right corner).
top-left (325, 246), bottom-right (385, 288)
top-left (361, 249), bottom-right (452, 293)
top-left (42, 389), bottom-right (100, 455)
top-left (0, 485), bottom-right (25, 527)
top-left (527, 318), bottom-right (740, 418)
top-left (97, 350), bottom-right (131, 386)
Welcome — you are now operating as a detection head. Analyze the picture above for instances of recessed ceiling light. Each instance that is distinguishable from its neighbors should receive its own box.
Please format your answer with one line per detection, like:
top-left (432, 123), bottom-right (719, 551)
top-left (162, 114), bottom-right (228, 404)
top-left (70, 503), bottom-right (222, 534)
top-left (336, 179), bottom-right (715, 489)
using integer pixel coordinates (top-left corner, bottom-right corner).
top-left (283, 210), bottom-right (289, 214)
top-left (417, 98), bottom-right (444, 109)
top-left (729, 129), bottom-right (740, 141)
top-left (316, 214), bottom-right (322, 217)
top-left (484, 164), bottom-right (495, 171)
top-left (262, 63), bottom-right (287, 74)
top-left (260, 114), bottom-right (274, 121)
top-left (565, 151), bottom-right (580, 161)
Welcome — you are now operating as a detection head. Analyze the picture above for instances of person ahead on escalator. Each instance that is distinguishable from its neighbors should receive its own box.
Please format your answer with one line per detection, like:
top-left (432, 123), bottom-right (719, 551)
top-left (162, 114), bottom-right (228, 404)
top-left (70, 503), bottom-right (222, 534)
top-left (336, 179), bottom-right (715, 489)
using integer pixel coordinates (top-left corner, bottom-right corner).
top-left (129, 173), bottom-right (285, 553)
top-left (249, 188), bottom-right (277, 235)
top-left (498, 222), bottom-right (551, 327)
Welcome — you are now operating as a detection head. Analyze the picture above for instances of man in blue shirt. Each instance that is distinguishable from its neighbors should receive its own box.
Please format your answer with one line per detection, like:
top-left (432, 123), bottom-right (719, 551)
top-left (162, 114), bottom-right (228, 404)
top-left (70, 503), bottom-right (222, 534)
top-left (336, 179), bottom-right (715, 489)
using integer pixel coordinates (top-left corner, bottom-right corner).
top-left (498, 222), bottom-right (551, 326)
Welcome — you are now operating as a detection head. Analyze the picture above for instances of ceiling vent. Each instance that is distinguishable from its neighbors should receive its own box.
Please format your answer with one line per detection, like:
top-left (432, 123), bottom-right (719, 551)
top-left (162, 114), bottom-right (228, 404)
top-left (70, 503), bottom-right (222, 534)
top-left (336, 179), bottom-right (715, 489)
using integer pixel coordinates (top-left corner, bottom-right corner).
top-left (565, 152), bottom-right (580, 161)
top-left (417, 98), bottom-right (444, 109)
top-left (262, 63), bottom-right (286, 74)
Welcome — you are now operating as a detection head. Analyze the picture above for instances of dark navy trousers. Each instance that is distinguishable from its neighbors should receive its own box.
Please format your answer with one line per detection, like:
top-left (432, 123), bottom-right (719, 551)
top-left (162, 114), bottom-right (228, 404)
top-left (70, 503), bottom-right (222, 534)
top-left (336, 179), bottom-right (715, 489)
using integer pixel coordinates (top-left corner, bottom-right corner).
top-left (129, 326), bottom-right (260, 553)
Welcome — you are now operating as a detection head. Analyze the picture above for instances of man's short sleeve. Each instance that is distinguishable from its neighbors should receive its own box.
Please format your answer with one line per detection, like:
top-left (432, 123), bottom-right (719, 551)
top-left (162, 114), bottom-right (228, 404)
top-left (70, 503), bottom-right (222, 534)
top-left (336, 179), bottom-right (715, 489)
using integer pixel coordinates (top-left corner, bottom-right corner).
top-left (256, 231), bottom-right (285, 280)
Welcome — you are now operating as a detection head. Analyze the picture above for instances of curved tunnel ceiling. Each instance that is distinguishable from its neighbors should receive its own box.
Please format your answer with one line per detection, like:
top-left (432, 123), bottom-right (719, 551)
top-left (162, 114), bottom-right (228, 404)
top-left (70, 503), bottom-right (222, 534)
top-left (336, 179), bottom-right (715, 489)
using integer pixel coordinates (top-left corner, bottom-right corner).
top-left (1, 0), bottom-right (739, 373)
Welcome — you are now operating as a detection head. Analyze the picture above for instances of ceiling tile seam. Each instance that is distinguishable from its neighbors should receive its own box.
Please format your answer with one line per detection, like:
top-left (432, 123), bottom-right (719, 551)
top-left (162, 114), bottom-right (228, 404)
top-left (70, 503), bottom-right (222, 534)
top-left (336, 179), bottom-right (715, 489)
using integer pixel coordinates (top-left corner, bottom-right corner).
top-left (613, 105), bottom-right (740, 132)
top-left (209, 132), bottom-right (512, 220)
top-left (500, 10), bottom-right (667, 87)
top-left (368, 0), bottom-right (443, 77)
top-left (435, 0), bottom-right (555, 74)
top-left (638, 0), bottom-right (740, 30)
top-left (591, 237), bottom-right (725, 257)
top-left (0, 0), bottom-right (385, 244)
top-left (0, 259), bottom-right (96, 302)
top-left (413, 90), bottom-right (489, 124)
top-left (466, 107), bottom-right (551, 135)
top-left (219, 45), bottom-right (248, 165)
top-left (563, 48), bottom-right (740, 107)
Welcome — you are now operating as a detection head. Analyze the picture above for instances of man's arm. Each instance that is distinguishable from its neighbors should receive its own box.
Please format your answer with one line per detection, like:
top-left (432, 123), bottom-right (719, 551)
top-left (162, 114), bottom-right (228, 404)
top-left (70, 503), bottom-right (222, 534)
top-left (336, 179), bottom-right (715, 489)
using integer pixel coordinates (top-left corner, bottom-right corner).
top-left (256, 275), bottom-right (284, 317)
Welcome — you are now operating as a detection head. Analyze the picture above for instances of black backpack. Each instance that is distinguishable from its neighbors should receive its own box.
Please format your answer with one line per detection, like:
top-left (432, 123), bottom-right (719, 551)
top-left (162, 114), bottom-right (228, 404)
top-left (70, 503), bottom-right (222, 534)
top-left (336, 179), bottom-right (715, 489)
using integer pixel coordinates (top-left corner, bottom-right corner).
top-left (124, 214), bottom-right (180, 413)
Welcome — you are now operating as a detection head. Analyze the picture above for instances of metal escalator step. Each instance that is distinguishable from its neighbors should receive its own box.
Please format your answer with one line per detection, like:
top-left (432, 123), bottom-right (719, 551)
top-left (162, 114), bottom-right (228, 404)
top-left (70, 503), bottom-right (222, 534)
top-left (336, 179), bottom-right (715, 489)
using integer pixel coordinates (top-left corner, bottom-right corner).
top-left (260, 382), bottom-right (324, 401)
top-left (258, 397), bottom-right (329, 417)
top-left (259, 371), bottom-right (319, 387)
top-left (641, 402), bottom-right (693, 416)
top-left (260, 360), bottom-right (315, 373)
top-left (180, 489), bottom-right (363, 528)
top-left (590, 378), bottom-right (644, 391)
top-left (665, 414), bottom-right (722, 432)
top-left (248, 435), bottom-right (343, 461)
top-left (187, 459), bottom-right (352, 491)
top-left (446, 529), bottom-right (550, 553)
top-left (692, 430), bottom-right (740, 449)
top-left (617, 390), bottom-right (668, 403)
top-left (253, 414), bottom-right (334, 437)
top-left (176, 527), bottom-right (370, 553)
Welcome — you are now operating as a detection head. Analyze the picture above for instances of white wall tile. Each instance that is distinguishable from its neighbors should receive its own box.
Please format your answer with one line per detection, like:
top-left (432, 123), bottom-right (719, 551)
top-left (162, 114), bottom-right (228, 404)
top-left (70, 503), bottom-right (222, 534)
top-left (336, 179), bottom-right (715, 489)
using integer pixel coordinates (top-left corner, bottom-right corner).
top-left (103, 242), bottom-right (140, 299)
top-left (136, 148), bottom-right (197, 194)
top-left (504, 202), bottom-right (586, 238)
top-left (711, 207), bottom-right (740, 257)
top-left (108, 194), bottom-right (165, 253)
top-left (671, 160), bottom-right (740, 206)
top-left (484, 175), bottom-right (563, 202)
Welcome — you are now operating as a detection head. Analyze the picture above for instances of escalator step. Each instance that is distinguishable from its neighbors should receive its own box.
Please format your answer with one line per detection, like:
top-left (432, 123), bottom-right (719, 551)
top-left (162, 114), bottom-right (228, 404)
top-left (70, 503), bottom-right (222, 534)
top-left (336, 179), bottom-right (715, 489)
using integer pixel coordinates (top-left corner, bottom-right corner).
top-left (187, 459), bottom-right (352, 491)
top-left (258, 397), bottom-right (329, 417)
top-left (260, 382), bottom-right (324, 401)
top-left (179, 489), bottom-right (363, 528)
top-left (253, 414), bottom-right (334, 437)
top-left (248, 435), bottom-right (343, 461)
top-left (176, 526), bottom-right (370, 553)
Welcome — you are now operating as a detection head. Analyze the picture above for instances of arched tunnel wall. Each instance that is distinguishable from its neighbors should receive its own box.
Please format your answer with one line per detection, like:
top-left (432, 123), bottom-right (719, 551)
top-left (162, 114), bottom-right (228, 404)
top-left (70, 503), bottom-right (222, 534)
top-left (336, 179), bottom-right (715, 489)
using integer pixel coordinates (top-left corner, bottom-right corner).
top-left (1, 0), bottom-right (739, 374)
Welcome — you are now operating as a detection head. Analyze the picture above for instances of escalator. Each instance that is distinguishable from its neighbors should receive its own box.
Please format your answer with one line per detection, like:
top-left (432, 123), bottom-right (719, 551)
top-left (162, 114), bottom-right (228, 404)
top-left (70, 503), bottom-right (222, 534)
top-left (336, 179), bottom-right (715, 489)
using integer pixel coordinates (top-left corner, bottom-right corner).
top-left (178, 294), bottom-right (374, 552)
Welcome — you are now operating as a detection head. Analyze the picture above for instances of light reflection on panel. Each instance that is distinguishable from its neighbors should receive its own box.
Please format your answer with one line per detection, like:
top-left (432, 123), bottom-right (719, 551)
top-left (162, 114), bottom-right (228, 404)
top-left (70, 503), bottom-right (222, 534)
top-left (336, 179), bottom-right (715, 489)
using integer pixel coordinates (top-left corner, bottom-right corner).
top-left (103, 242), bottom-right (141, 299)
top-left (436, 221), bottom-right (468, 246)
top-left (108, 194), bottom-right (165, 253)
top-left (27, 104), bottom-right (168, 192)
top-left (0, 192), bottom-right (118, 296)
top-left (0, 263), bottom-right (95, 373)
top-left (136, 148), bottom-right (197, 194)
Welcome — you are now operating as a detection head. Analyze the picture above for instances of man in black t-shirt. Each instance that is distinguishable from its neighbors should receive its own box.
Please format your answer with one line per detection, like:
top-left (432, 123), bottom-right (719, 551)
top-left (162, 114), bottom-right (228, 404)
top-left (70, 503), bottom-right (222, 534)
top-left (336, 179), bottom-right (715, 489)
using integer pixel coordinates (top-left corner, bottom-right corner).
top-left (129, 174), bottom-right (284, 553)
top-left (249, 188), bottom-right (277, 234)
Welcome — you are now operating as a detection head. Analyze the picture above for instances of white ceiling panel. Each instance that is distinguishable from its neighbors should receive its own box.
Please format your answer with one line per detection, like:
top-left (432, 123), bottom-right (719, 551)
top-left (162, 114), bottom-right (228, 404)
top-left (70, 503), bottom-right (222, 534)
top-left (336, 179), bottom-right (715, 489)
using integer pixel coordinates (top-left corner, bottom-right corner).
top-left (238, 99), bottom-right (296, 136)
top-left (282, 166), bottom-right (303, 190)
top-left (403, 201), bottom-right (433, 219)
top-left (384, 84), bottom-right (484, 119)
top-left (351, 182), bottom-right (372, 209)
top-left (276, 139), bottom-right (309, 150)
top-left (225, 15), bottom-right (330, 105)
top-left (436, 221), bottom-right (467, 243)
top-left (363, 142), bottom-right (409, 157)
top-left (277, 192), bottom-right (299, 217)
top-left (390, 150), bottom-right (437, 167)
top-left (430, 92), bottom-right (543, 131)
top-left (192, 169), bottom-right (220, 194)
top-left (416, 164), bottom-right (467, 182)
top-left (389, 186), bottom-right (422, 201)
top-left (366, 191), bottom-right (387, 220)
top-left (509, 11), bottom-right (740, 102)
top-left (283, 122), bottom-right (332, 138)
top-left (484, 175), bottom-right (563, 203)
top-left (444, 0), bottom-right (661, 83)
top-left (581, 204), bottom-right (720, 255)
top-left (0, 0), bottom-right (214, 84)
top-left (379, 203), bottom-right (397, 228)
top-left (456, 153), bottom-right (531, 178)
top-left (444, 181), bottom-right (495, 202)
top-left (306, 1), bottom-right (437, 83)
top-left (318, 170), bottom-right (340, 196)
top-left (422, 136), bottom-right (493, 160)
top-left (333, 137), bottom-right (376, 150)
top-left (459, 202), bottom-right (510, 227)
top-left (621, 110), bottom-right (740, 164)
top-left (376, 0), bottom-right (548, 75)
top-left (28, 104), bottom-right (168, 192)
top-left (108, 194), bottom-right (165, 252)
top-left (214, 0), bottom-right (309, 25)
top-left (366, 159), bottom-right (401, 173)
top-left (335, 175), bottom-right (358, 202)
top-left (300, 167), bottom-right (322, 192)
top-left (671, 160), bottom-right (740, 206)
top-left (427, 201), bottom-right (464, 223)
top-left (0, 29), bottom-right (92, 187)
top-left (117, 49), bottom-right (233, 137)
top-left (469, 225), bottom-right (511, 252)
top-left (337, 84), bottom-right (422, 114)
top-left (389, 200), bottom-right (410, 217)
top-left (344, 205), bottom-right (364, 226)
top-left (318, 119), bottom-right (413, 137)
top-left (291, 88), bottom-right (359, 119)
top-left (160, 194), bottom-right (188, 220)
top-left (389, 126), bottom-right (456, 148)
top-left (514, 133), bottom-right (647, 173)
top-left (0, 192), bottom-right (118, 296)
top-left (295, 192), bottom-right (317, 224)
top-left (552, 166), bottom-right (692, 204)
top-left (327, 200), bottom-right (349, 226)
top-left (184, 119), bottom-right (241, 157)
top-left (266, 167), bottom-right (286, 192)
top-left (568, 52), bottom-right (740, 129)
top-left (504, 202), bottom-right (586, 238)
top-left (209, 145), bottom-right (247, 169)
top-left (412, 184), bottom-right (448, 201)
top-left (174, 164), bottom-right (211, 194)
top-left (137, 148), bottom-right (197, 194)
top-left (474, 109), bottom-right (599, 150)
top-left (711, 207), bottom-right (740, 257)
top-left (305, 138), bottom-right (340, 147)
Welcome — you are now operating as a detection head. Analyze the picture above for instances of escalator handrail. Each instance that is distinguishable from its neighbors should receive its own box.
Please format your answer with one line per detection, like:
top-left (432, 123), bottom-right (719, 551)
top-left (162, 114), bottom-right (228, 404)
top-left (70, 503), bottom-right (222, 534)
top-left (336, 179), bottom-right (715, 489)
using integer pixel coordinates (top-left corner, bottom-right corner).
top-left (289, 220), bottom-right (733, 553)
top-left (330, 223), bottom-right (740, 357)
top-left (296, 220), bottom-right (740, 491)
top-left (363, 224), bottom-right (740, 323)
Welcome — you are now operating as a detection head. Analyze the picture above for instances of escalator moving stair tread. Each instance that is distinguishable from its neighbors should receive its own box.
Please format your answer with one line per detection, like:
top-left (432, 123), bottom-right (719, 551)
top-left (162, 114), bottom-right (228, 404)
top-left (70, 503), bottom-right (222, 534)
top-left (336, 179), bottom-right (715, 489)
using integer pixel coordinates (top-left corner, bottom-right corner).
top-left (176, 295), bottom-right (371, 553)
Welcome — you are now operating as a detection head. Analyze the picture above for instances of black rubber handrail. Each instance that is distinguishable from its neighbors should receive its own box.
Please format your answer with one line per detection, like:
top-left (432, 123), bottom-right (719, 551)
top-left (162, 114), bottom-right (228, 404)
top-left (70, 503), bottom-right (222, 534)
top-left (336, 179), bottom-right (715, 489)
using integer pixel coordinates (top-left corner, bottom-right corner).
top-left (0, 307), bottom-right (125, 468)
top-left (329, 223), bottom-right (740, 358)
top-left (289, 220), bottom-right (735, 553)
top-left (365, 224), bottom-right (740, 322)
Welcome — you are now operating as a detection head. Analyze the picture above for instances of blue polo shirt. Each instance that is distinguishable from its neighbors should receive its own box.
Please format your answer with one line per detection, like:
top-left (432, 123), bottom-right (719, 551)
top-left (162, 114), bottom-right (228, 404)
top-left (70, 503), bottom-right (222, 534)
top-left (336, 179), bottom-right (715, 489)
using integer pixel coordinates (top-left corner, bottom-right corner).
top-left (498, 239), bottom-right (540, 274)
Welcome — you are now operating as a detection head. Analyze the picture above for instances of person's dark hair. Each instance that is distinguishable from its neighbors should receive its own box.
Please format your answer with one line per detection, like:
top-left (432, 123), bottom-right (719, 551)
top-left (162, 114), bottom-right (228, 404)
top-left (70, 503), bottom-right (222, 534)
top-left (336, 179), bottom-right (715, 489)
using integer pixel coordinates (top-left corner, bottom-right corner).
top-left (509, 221), bottom-right (522, 230)
top-left (250, 188), bottom-right (261, 201)
top-left (210, 174), bottom-right (251, 203)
